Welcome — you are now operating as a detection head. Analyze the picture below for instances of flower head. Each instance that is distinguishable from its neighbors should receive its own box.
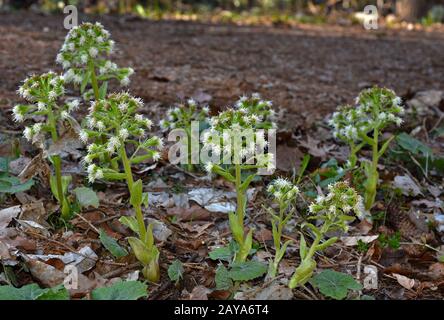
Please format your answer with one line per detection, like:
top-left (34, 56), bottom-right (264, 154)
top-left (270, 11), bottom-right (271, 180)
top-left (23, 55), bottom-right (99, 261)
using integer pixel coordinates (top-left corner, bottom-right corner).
top-left (15, 72), bottom-right (70, 146)
top-left (83, 92), bottom-right (163, 176)
top-left (308, 181), bottom-right (363, 232)
top-left (18, 72), bottom-right (65, 103)
top-left (267, 178), bottom-right (299, 202)
top-left (328, 86), bottom-right (404, 143)
top-left (57, 22), bottom-right (134, 87)
top-left (159, 99), bottom-right (208, 132)
top-left (233, 94), bottom-right (276, 129)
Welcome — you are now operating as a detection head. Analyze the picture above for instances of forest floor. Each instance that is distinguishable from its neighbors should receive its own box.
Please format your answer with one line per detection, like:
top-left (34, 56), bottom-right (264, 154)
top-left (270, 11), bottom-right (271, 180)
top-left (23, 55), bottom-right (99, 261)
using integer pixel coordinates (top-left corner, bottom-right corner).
top-left (0, 12), bottom-right (444, 300)
top-left (1, 12), bottom-right (444, 123)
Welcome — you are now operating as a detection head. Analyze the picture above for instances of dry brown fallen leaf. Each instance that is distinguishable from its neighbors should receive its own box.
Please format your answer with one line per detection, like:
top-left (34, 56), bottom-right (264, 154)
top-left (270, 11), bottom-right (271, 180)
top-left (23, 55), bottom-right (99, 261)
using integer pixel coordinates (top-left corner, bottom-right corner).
top-left (24, 256), bottom-right (99, 297)
top-left (254, 227), bottom-right (273, 242)
top-left (0, 228), bottom-right (36, 252)
top-left (26, 258), bottom-right (66, 288)
top-left (167, 205), bottom-right (211, 221)
top-left (299, 136), bottom-right (334, 160)
top-left (19, 201), bottom-right (49, 228)
top-left (0, 240), bottom-right (12, 261)
top-left (392, 273), bottom-right (416, 290)
top-left (189, 285), bottom-right (210, 300)
top-left (0, 206), bottom-right (21, 230)
top-left (275, 144), bottom-right (303, 172)
top-left (235, 282), bottom-right (294, 300)
top-left (428, 262), bottom-right (444, 280)
top-left (340, 235), bottom-right (379, 246)
top-left (18, 152), bottom-right (50, 183)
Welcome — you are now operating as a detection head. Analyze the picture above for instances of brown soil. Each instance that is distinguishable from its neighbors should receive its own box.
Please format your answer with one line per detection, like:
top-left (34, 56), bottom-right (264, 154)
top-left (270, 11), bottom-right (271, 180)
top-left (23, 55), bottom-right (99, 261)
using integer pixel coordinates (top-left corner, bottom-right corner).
top-left (1, 11), bottom-right (444, 126)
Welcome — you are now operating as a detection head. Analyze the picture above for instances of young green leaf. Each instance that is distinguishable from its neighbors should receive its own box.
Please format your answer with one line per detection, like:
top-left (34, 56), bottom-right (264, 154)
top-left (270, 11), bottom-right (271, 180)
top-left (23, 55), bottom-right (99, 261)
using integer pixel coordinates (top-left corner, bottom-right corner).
top-left (130, 179), bottom-right (143, 207)
top-left (80, 70), bottom-right (91, 93)
top-left (0, 157), bottom-right (9, 172)
top-left (127, 237), bottom-right (151, 265)
top-left (49, 174), bottom-right (72, 202)
top-left (209, 246), bottom-right (233, 262)
top-left (0, 284), bottom-right (46, 300)
top-left (99, 229), bottom-right (128, 258)
top-left (74, 187), bottom-right (99, 208)
top-left (396, 133), bottom-right (432, 156)
top-left (296, 154), bottom-right (310, 184)
top-left (36, 285), bottom-right (70, 300)
top-left (167, 259), bottom-right (184, 283)
top-left (215, 264), bottom-right (233, 290)
top-left (99, 82), bottom-right (108, 100)
top-left (299, 233), bottom-right (307, 259)
top-left (310, 270), bottom-right (363, 300)
top-left (119, 216), bottom-right (140, 234)
top-left (0, 284), bottom-right (68, 300)
top-left (228, 261), bottom-right (267, 281)
top-left (91, 281), bottom-right (148, 300)
top-left (0, 176), bottom-right (34, 194)
top-left (141, 192), bottom-right (149, 208)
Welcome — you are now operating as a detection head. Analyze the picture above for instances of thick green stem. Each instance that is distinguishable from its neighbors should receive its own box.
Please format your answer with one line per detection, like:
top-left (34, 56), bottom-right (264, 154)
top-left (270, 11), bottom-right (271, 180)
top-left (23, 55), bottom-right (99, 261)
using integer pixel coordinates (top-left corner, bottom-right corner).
top-left (47, 105), bottom-right (67, 219)
top-left (186, 130), bottom-right (194, 172)
top-left (235, 163), bottom-right (244, 241)
top-left (89, 59), bottom-right (115, 169)
top-left (364, 130), bottom-right (380, 210)
top-left (288, 234), bottom-right (321, 289)
top-left (120, 145), bottom-right (146, 240)
top-left (306, 235), bottom-right (321, 261)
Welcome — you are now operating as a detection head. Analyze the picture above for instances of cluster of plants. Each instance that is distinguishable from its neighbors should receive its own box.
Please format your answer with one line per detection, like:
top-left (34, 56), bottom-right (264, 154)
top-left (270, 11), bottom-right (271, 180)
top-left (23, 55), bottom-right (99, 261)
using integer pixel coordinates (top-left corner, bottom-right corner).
top-left (7, 21), bottom-right (409, 300)
top-left (12, 22), bottom-right (164, 281)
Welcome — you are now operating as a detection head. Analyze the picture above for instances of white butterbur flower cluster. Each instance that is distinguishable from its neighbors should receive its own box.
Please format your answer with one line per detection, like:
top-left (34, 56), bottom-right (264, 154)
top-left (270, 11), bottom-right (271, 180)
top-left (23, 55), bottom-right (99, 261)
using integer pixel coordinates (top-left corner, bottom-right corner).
top-left (328, 87), bottom-right (404, 143)
top-left (202, 106), bottom-right (275, 172)
top-left (159, 99), bottom-right (209, 131)
top-left (57, 22), bottom-right (134, 90)
top-left (13, 71), bottom-right (75, 143)
top-left (87, 164), bottom-right (104, 183)
top-left (234, 93), bottom-right (276, 129)
top-left (267, 178), bottom-right (299, 203)
top-left (82, 92), bottom-right (163, 183)
top-left (308, 181), bottom-right (364, 232)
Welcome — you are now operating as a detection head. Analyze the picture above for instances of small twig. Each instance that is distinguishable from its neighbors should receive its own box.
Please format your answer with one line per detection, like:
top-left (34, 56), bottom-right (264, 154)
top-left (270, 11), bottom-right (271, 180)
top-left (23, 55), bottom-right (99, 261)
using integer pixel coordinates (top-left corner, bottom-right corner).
top-left (406, 155), bottom-right (430, 181)
top-left (75, 213), bottom-right (100, 234)
top-left (149, 282), bottom-right (172, 300)
top-left (430, 106), bottom-right (444, 132)
top-left (423, 118), bottom-right (430, 144)
top-left (101, 262), bottom-right (141, 279)
top-left (400, 241), bottom-right (439, 252)
top-left (23, 230), bottom-right (96, 262)
top-left (356, 254), bottom-right (362, 280)
top-left (302, 284), bottom-right (320, 300)
top-left (94, 214), bottom-right (123, 225)
top-left (183, 262), bottom-right (206, 270)
top-left (99, 260), bottom-right (128, 266)
top-left (293, 289), bottom-right (314, 300)
top-left (282, 234), bottom-right (299, 243)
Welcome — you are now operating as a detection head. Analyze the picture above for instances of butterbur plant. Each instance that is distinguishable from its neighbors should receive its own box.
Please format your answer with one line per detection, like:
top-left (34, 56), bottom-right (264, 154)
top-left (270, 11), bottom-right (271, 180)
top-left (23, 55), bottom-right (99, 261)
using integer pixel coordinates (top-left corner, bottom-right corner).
top-left (289, 181), bottom-right (363, 289)
top-left (203, 107), bottom-right (275, 263)
top-left (81, 92), bottom-right (162, 282)
top-left (57, 22), bottom-right (134, 100)
top-left (265, 178), bottom-right (299, 278)
top-left (328, 87), bottom-right (404, 210)
top-left (14, 71), bottom-right (79, 220)
top-left (159, 99), bottom-right (209, 171)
